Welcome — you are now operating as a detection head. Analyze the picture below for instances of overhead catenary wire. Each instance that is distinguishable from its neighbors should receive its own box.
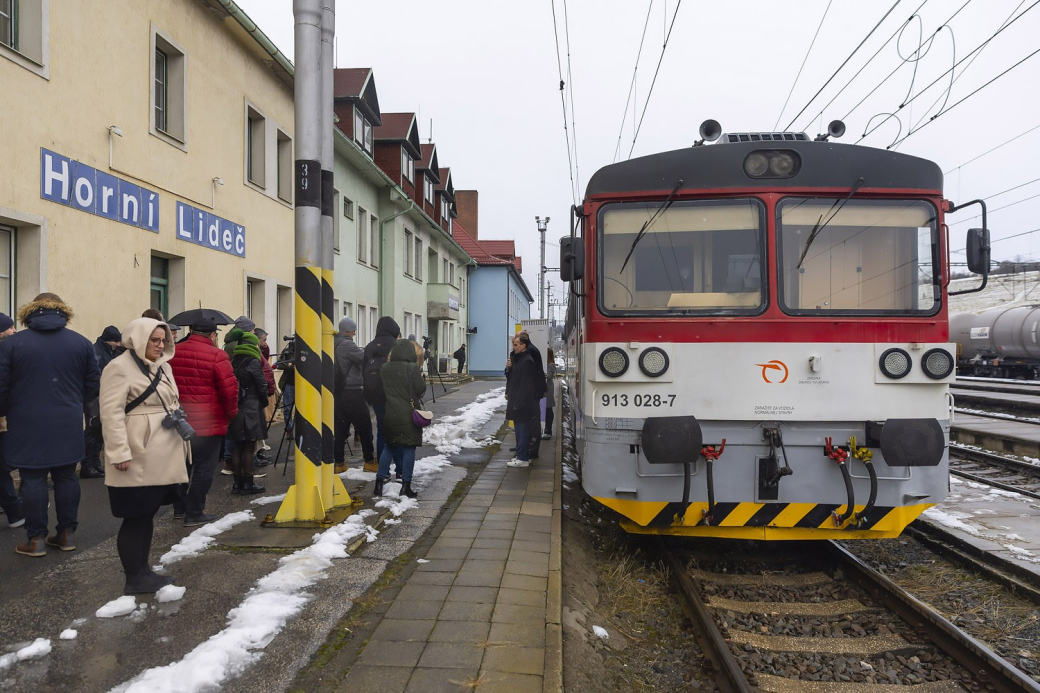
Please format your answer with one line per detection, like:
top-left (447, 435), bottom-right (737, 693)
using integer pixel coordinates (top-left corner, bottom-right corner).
top-left (627, 0), bottom-right (683, 159)
top-left (944, 121), bottom-right (1040, 174)
top-left (551, 0), bottom-right (578, 206)
top-left (613, 0), bottom-right (656, 164)
top-left (774, 0), bottom-right (833, 132)
top-left (783, 0), bottom-right (903, 131)
top-left (562, 0), bottom-right (581, 202)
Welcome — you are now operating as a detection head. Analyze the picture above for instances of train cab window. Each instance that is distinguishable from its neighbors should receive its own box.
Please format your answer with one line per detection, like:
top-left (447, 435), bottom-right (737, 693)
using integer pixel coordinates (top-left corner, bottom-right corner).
top-left (598, 199), bottom-right (766, 315)
top-left (777, 198), bottom-right (939, 315)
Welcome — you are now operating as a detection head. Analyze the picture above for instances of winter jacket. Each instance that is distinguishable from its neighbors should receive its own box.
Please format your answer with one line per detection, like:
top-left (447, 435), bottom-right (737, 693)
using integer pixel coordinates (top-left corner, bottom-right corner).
top-left (99, 318), bottom-right (190, 488)
top-left (505, 349), bottom-right (546, 421)
top-left (380, 339), bottom-right (427, 448)
top-left (0, 296), bottom-right (102, 469)
top-left (93, 338), bottom-right (124, 372)
top-left (363, 316), bottom-right (401, 406)
top-left (168, 332), bottom-right (239, 437)
top-left (545, 363), bottom-right (557, 408)
top-left (228, 353), bottom-right (269, 441)
top-left (334, 333), bottom-right (364, 392)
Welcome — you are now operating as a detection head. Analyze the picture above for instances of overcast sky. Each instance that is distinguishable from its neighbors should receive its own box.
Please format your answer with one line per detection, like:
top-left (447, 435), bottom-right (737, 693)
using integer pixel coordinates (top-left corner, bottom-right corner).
top-left (235, 0), bottom-right (1040, 319)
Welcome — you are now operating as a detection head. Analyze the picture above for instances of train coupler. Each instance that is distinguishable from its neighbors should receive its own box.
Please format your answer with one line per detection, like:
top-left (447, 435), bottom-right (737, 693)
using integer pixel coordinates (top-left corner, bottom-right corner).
top-left (824, 437), bottom-right (850, 464)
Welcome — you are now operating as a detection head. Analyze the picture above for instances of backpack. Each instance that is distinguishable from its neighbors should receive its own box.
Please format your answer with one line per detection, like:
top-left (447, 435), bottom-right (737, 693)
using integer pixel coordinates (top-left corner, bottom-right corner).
top-left (363, 353), bottom-right (388, 405)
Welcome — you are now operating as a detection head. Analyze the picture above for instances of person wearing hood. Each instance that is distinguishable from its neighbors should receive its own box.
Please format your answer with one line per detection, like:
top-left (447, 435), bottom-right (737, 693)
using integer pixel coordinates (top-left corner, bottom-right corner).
top-left (79, 325), bottom-right (126, 480)
top-left (98, 317), bottom-right (188, 594)
top-left (335, 317), bottom-right (375, 473)
top-left (227, 331), bottom-right (268, 494)
top-left (373, 339), bottom-right (427, 499)
top-left (0, 313), bottom-right (24, 529)
top-left (0, 293), bottom-right (101, 557)
top-left (363, 315), bottom-right (401, 462)
top-left (223, 316), bottom-right (255, 357)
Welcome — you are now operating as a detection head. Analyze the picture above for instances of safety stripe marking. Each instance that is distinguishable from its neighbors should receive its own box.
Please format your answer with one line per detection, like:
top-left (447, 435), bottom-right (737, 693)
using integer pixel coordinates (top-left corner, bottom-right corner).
top-left (709, 502), bottom-right (740, 525)
top-left (796, 504), bottom-right (840, 528)
top-left (294, 266), bottom-right (324, 467)
top-left (745, 503), bottom-right (787, 527)
top-left (716, 502), bottom-right (764, 527)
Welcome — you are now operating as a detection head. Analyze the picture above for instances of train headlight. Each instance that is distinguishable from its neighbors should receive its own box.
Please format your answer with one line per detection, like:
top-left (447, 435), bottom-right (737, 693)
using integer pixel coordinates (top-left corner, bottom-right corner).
top-left (638, 347), bottom-right (669, 377)
top-left (599, 347), bottom-right (629, 377)
top-left (879, 348), bottom-right (912, 379)
top-left (921, 348), bottom-right (954, 379)
top-left (744, 152), bottom-right (769, 177)
top-left (769, 152), bottom-right (797, 176)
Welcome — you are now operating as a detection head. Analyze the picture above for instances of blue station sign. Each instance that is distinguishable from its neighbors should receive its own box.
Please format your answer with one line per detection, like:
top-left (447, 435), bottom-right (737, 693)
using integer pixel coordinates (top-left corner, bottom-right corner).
top-left (176, 202), bottom-right (246, 257)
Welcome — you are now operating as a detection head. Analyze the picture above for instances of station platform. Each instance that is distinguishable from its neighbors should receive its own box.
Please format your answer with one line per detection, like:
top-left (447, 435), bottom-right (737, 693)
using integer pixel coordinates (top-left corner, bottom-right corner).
top-left (950, 411), bottom-right (1040, 456)
top-left (327, 413), bottom-right (564, 692)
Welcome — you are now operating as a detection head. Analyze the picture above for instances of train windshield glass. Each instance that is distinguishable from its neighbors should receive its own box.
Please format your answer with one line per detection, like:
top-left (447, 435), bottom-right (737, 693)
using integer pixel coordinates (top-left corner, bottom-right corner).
top-left (777, 198), bottom-right (939, 315)
top-left (598, 199), bottom-right (766, 315)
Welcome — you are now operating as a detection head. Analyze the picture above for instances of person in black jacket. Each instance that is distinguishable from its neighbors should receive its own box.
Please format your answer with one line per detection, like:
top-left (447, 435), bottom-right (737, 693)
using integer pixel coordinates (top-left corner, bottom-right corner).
top-left (363, 316), bottom-right (401, 463)
top-left (80, 325), bottom-right (125, 479)
top-left (505, 333), bottom-right (546, 469)
top-left (0, 293), bottom-right (101, 557)
top-left (227, 331), bottom-right (267, 495)
top-left (335, 317), bottom-right (375, 473)
top-left (453, 344), bottom-right (466, 373)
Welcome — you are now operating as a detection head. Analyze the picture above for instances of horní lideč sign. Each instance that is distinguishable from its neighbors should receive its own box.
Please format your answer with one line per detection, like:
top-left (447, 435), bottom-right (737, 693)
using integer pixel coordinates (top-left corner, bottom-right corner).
top-left (40, 148), bottom-right (160, 232)
top-left (176, 202), bottom-right (245, 257)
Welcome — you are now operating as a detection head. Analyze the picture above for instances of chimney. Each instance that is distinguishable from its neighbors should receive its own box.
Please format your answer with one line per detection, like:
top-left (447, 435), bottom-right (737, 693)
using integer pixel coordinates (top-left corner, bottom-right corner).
top-left (456, 190), bottom-right (479, 239)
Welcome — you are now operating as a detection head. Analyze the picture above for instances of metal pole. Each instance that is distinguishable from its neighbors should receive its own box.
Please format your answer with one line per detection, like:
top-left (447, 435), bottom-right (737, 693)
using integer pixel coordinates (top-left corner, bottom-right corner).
top-left (536, 216), bottom-right (549, 318)
top-left (275, 0), bottom-right (327, 523)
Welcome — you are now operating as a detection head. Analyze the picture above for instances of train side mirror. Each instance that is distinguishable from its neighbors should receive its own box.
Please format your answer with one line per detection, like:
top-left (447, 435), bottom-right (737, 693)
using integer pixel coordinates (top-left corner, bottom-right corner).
top-left (560, 236), bottom-right (584, 282)
top-left (965, 228), bottom-right (990, 275)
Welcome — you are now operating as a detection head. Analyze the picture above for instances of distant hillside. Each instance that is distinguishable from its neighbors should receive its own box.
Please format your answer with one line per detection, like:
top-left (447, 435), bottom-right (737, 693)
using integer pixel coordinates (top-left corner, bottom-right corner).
top-left (948, 271), bottom-right (1040, 315)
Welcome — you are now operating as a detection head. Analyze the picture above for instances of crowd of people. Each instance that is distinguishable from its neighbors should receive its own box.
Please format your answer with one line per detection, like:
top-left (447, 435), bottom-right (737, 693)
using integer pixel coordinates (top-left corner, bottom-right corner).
top-left (0, 294), bottom-right (552, 596)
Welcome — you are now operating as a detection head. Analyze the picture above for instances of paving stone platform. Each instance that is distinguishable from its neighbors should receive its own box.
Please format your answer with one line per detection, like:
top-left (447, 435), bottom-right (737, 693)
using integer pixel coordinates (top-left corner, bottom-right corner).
top-left (337, 423), bottom-right (563, 693)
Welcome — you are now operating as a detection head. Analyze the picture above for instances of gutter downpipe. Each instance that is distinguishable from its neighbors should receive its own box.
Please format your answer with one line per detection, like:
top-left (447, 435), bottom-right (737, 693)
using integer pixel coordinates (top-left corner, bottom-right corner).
top-left (378, 196), bottom-right (416, 314)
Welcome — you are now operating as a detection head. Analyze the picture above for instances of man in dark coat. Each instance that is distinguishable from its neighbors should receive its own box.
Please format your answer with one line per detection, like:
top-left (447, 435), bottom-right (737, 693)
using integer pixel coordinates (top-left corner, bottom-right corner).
top-left (453, 343), bottom-right (466, 373)
top-left (363, 316), bottom-right (401, 461)
top-left (80, 325), bottom-right (125, 479)
top-left (0, 293), bottom-right (101, 556)
top-left (505, 333), bottom-right (546, 469)
top-left (0, 313), bottom-right (24, 529)
top-left (335, 317), bottom-right (375, 473)
top-left (168, 323), bottom-right (239, 526)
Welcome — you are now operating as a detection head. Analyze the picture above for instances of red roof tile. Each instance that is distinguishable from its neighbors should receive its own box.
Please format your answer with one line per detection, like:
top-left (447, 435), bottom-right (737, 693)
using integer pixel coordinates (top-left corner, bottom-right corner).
top-left (375, 113), bottom-right (415, 141)
top-left (333, 68), bottom-right (371, 98)
top-left (453, 222), bottom-right (524, 270)
top-left (481, 240), bottom-right (516, 259)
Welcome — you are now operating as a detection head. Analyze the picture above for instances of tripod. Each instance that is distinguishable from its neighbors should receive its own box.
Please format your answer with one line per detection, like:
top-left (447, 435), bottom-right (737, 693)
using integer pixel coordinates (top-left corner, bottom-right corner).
top-left (270, 390), bottom-right (354, 475)
top-left (425, 356), bottom-right (448, 403)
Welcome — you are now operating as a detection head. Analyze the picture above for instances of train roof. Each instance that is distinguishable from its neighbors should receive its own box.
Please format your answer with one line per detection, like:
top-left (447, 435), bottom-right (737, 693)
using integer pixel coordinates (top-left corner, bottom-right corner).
top-left (585, 140), bottom-right (943, 197)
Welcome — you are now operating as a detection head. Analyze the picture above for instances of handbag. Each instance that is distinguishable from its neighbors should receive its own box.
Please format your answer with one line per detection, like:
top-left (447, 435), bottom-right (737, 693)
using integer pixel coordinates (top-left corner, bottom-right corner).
top-left (411, 399), bottom-right (433, 428)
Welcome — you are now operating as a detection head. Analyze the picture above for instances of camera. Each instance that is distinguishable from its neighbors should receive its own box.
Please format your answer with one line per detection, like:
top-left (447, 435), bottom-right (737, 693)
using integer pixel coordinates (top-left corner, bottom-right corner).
top-left (421, 335), bottom-right (432, 349)
top-left (276, 334), bottom-right (296, 369)
top-left (162, 408), bottom-right (196, 440)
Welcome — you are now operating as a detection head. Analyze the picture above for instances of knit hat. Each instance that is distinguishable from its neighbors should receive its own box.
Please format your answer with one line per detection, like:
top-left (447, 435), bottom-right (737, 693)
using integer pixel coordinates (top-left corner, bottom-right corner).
top-left (234, 315), bottom-right (256, 332)
top-left (100, 325), bottom-right (121, 342)
top-left (232, 330), bottom-right (263, 361)
top-left (0, 313), bottom-right (13, 332)
top-left (339, 317), bottom-right (357, 333)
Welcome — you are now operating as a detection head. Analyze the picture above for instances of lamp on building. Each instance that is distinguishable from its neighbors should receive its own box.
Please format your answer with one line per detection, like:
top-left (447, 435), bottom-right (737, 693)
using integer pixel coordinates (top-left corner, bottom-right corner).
top-left (212, 177), bottom-right (224, 209)
top-left (108, 125), bottom-right (123, 168)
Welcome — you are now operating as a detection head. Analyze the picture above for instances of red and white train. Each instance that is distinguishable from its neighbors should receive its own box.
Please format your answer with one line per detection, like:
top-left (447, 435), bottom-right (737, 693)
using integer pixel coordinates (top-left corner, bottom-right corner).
top-left (559, 120), bottom-right (991, 540)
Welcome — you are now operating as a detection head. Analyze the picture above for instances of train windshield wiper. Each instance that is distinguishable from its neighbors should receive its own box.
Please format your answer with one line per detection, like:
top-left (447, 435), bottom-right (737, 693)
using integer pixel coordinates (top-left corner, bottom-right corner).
top-left (796, 177), bottom-right (865, 269)
top-left (619, 179), bottom-right (684, 274)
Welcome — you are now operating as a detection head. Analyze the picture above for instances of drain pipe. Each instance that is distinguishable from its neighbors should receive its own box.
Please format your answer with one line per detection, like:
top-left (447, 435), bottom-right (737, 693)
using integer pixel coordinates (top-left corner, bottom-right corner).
top-left (378, 195), bottom-right (417, 312)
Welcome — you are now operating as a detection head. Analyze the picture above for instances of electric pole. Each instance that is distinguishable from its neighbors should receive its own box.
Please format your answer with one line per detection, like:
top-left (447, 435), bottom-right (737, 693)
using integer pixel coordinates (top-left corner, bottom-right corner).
top-left (536, 216), bottom-right (549, 318)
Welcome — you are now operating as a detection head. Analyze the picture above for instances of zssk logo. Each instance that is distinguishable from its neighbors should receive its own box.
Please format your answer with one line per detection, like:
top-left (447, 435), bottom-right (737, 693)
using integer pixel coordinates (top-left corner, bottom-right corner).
top-left (756, 360), bottom-right (789, 384)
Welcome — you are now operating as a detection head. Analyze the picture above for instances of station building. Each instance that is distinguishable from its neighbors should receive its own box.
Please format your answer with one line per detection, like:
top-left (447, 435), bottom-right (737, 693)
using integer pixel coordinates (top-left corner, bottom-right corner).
top-left (0, 0), bottom-right (296, 340)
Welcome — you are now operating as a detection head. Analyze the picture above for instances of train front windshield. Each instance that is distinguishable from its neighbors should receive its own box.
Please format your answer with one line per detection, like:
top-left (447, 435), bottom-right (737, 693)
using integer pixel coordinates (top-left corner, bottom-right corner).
top-left (777, 198), bottom-right (939, 315)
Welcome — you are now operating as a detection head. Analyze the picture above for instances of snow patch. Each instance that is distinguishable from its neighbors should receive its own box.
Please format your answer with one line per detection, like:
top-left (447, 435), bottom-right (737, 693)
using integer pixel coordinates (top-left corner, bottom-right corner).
top-left (922, 508), bottom-right (982, 535)
top-left (156, 585), bottom-right (187, 603)
top-left (156, 510), bottom-right (254, 567)
top-left (59, 629), bottom-right (77, 641)
top-left (96, 596), bottom-right (138, 619)
top-left (592, 625), bottom-right (609, 640)
top-left (249, 494), bottom-right (285, 506)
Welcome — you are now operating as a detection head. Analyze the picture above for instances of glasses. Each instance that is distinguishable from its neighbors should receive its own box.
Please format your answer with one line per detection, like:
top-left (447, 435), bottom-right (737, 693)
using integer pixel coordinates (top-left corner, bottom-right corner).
top-left (149, 338), bottom-right (167, 345)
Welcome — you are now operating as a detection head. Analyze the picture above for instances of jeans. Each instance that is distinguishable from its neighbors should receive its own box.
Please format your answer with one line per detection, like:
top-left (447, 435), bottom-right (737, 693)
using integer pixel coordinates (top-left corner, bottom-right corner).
top-left (175, 435), bottom-right (221, 517)
top-left (373, 401), bottom-right (386, 459)
top-left (83, 422), bottom-right (104, 467)
top-left (514, 419), bottom-right (531, 462)
top-left (335, 393), bottom-right (375, 462)
top-left (545, 406), bottom-right (554, 435)
top-left (19, 463), bottom-right (79, 539)
top-left (282, 384), bottom-right (295, 433)
top-left (0, 434), bottom-right (25, 524)
top-left (377, 445), bottom-right (416, 483)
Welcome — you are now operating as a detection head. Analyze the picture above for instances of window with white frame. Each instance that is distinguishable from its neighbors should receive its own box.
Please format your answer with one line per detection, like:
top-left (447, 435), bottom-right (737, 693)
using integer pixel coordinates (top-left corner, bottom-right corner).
top-left (277, 129), bottom-right (292, 202)
top-left (246, 105), bottom-right (266, 187)
top-left (0, 225), bottom-right (12, 315)
top-left (1, 0), bottom-right (47, 75)
top-left (442, 258), bottom-right (449, 283)
top-left (449, 262), bottom-right (456, 287)
top-left (370, 215), bottom-right (379, 268)
top-left (403, 312), bottom-right (412, 338)
top-left (356, 304), bottom-right (366, 344)
top-left (354, 107), bottom-right (373, 155)
top-left (344, 302), bottom-right (352, 323)
top-left (343, 197), bottom-right (354, 220)
top-left (415, 237), bottom-right (423, 282)
top-left (357, 207), bottom-right (368, 264)
top-left (151, 27), bottom-right (186, 146)
top-left (441, 198), bottom-right (450, 222)
top-left (332, 189), bottom-right (341, 253)
top-left (404, 230), bottom-right (413, 276)
top-left (424, 176), bottom-right (435, 204)
top-left (369, 307), bottom-right (377, 342)
top-left (401, 149), bottom-right (414, 183)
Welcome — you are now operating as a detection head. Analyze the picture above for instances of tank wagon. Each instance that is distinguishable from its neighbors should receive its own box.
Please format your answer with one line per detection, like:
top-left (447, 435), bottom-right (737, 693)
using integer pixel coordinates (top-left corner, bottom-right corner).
top-left (953, 307), bottom-right (1040, 379)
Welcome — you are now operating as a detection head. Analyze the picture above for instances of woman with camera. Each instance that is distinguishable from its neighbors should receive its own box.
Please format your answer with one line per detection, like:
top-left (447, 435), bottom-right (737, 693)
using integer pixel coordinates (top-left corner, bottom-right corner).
top-left (99, 317), bottom-right (189, 594)
top-left (227, 331), bottom-right (268, 494)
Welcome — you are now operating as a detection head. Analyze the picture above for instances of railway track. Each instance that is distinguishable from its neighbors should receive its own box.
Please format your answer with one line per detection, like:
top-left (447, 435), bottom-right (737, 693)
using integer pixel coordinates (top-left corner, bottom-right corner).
top-left (661, 539), bottom-right (1040, 693)
top-left (949, 444), bottom-right (1040, 500)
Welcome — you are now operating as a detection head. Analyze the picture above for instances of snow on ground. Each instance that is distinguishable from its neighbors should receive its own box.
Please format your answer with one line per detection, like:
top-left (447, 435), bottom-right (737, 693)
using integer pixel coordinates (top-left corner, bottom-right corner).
top-left (96, 596), bottom-right (138, 619)
top-left (155, 510), bottom-right (254, 568)
top-left (249, 494), bottom-right (286, 506)
top-left (423, 388), bottom-right (506, 454)
top-left (948, 271), bottom-right (1040, 315)
top-left (59, 630), bottom-right (77, 641)
top-left (156, 585), bottom-right (187, 603)
top-left (0, 638), bottom-right (52, 670)
top-left (929, 477), bottom-right (1040, 563)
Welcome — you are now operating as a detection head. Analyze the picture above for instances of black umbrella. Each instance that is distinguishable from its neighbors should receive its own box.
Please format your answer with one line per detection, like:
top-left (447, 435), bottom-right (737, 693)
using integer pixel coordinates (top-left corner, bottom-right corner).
top-left (167, 308), bottom-right (235, 328)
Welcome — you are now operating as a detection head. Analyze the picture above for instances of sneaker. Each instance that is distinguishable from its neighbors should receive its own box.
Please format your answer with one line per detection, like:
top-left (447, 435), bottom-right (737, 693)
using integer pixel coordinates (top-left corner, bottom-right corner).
top-left (253, 470), bottom-right (267, 479)
top-left (46, 529), bottom-right (76, 551)
top-left (541, 433), bottom-right (551, 440)
top-left (255, 450), bottom-right (271, 462)
top-left (219, 462), bottom-right (233, 476)
top-left (507, 458), bottom-right (530, 468)
top-left (9, 517), bottom-right (26, 528)
top-left (173, 512), bottom-right (185, 520)
top-left (183, 513), bottom-right (218, 527)
top-left (254, 457), bottom-right (272, 469)
top-left (15, 536), bottom-right (46, 557)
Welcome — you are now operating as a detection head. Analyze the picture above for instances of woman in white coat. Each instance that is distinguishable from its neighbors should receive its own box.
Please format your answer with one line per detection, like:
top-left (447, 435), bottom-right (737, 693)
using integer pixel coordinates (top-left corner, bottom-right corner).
top-left (99, 317), bottom-right (190, 594)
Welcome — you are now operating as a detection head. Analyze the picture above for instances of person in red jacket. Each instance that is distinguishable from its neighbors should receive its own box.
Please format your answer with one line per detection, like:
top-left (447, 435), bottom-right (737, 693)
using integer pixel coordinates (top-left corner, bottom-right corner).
top-left (168, 323), bottom-right (238, 526)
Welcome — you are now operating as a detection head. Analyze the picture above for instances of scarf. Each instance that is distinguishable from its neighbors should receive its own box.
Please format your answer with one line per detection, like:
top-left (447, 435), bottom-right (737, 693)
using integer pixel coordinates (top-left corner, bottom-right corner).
top-left (232, 331), bottom-right (263, 361)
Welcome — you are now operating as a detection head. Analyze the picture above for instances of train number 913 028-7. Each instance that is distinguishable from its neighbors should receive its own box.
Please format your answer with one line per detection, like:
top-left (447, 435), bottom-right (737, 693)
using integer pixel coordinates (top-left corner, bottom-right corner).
top-left (601, 393), bottom-right (676, 408)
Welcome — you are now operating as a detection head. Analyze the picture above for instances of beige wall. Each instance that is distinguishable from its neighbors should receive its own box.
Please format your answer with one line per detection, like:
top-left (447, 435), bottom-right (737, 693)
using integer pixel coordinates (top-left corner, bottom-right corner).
top-left (0, 0), bottom-right (294, 340)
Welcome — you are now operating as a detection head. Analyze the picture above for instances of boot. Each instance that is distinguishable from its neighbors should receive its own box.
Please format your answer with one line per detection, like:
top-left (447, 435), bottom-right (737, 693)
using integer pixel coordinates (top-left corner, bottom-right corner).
top-left (372, 477), bottom-right (385, 498)
top-left (401, 481), bottom-right (418, 499)
top-left (333, 462), bottom-right (348, 474)
top-left (124, 570), bottom-right (175, 595)
top-left (238, 475), bottom-right (265, 495)
top-left (45, 528), bottom-right (76, 551)
top-left (231, 473), bottom-right (244, 495)
top-left (15, 536), bottom-right (46, 557)
top-left (363, 459), bottom-right (378, 473)
top-left (79, 461), bottom-right (104, 479)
